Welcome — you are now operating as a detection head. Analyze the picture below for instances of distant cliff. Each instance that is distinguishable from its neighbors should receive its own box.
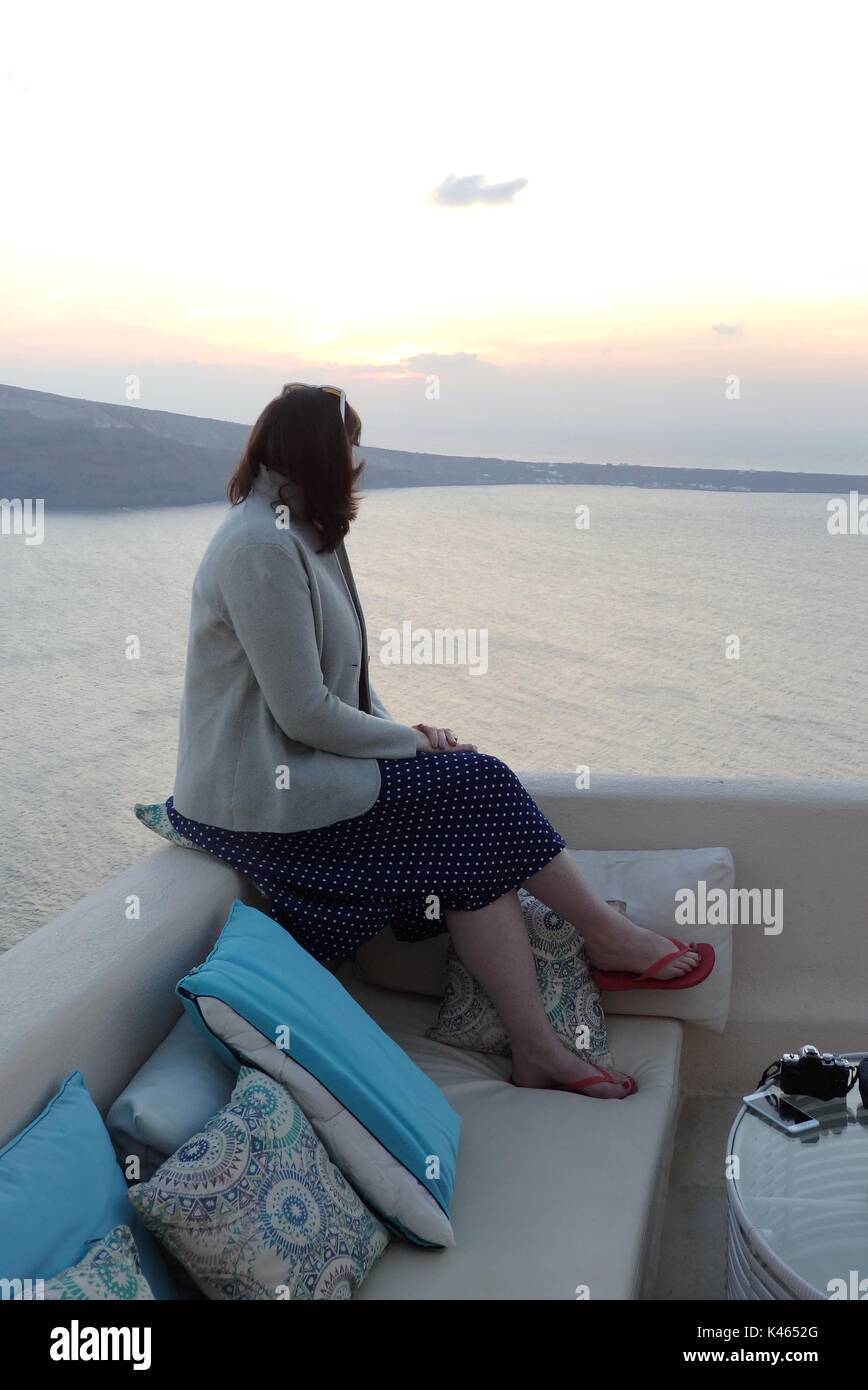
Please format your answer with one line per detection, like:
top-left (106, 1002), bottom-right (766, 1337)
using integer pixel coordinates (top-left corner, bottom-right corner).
top-left (1, 383), bottom-right (865, 508)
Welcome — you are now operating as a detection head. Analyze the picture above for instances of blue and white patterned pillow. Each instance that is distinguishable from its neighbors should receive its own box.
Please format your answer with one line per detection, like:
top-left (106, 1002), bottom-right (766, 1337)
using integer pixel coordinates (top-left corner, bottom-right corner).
top-left (133, 802), bottom-right (203, 852)
top-left (21, 1225), bottom-right (154, 1300)
top-left (128, 1068), bottom-right (389, 1300)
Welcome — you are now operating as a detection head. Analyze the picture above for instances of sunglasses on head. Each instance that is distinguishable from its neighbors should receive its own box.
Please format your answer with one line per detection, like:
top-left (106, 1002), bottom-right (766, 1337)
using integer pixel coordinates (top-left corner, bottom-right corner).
top-left (282, 382), bottom-right (346, 421)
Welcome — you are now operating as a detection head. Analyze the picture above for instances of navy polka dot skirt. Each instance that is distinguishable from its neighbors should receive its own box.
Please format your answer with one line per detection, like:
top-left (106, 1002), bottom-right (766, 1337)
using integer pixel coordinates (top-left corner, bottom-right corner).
top-left (166, 751), bottom-right (566, 964)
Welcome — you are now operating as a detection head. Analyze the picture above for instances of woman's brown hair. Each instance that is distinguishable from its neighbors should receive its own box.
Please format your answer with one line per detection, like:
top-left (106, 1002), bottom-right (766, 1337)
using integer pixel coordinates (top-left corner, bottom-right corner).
top-left (227, 386), bottom-right (363, 551)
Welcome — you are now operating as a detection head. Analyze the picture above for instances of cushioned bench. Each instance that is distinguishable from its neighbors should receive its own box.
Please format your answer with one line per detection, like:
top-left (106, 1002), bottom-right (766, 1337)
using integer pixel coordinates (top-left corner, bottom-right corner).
top-left (4, 772), bottom-right (866, 1299)
top-left (341, 969), bottom-right (682, 1299)
top-left (0, 839), bottom-right (683, 1300)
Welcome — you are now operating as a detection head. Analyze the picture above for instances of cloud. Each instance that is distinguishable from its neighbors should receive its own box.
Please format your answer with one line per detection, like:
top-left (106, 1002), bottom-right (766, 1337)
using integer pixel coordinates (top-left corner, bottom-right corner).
top-left (401, 351), bottom-right (490, 372)
top-left (432, 173), bottom-right (528, 206)
top-left (711, 323), bottom-right (744, 336)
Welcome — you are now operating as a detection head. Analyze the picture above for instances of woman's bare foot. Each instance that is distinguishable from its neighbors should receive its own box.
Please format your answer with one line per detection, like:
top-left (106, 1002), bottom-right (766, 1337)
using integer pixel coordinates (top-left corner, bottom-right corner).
top-left (511, 1041), bottom-right (635, 1099)
top-left (584, 905), bottom-right (701, 980)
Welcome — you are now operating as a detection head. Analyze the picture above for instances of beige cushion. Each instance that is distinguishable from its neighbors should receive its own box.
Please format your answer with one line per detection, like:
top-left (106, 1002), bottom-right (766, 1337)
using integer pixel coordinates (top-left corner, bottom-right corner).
top-left (567, 848), bottom-right (734, 1031)
top-left (338, 966), bottom-right (682, 1300)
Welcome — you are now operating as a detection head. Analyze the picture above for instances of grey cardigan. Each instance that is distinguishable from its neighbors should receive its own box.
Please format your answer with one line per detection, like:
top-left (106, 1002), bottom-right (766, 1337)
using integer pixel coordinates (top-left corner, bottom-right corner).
top-left (172, 467), bottom-right (428, 832)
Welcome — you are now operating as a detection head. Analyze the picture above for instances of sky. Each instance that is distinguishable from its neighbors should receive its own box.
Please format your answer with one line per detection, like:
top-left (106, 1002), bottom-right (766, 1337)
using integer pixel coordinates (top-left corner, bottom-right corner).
top-left (2, 0), bottom-right (867, 470)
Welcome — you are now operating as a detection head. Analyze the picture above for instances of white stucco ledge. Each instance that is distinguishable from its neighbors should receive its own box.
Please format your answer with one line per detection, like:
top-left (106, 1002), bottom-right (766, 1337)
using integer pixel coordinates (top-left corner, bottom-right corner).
top-left (521, 771), bottom-right (868, 814)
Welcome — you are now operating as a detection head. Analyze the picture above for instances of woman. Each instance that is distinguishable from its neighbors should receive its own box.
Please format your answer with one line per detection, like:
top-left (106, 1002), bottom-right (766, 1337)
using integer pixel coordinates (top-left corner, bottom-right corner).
top-left (168, 384), bottom-right (713, 1100)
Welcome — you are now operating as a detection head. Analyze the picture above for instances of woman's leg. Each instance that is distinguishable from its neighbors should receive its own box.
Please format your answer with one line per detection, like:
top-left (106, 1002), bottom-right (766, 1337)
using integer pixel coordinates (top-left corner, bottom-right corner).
top-left (525, 850), bottom-right (699, 979)
top-left (446, 891), bottom-right (634, 1098)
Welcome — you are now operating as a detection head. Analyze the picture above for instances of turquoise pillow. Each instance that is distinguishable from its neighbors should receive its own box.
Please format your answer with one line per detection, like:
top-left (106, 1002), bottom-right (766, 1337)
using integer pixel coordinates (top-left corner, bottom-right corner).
top-left (0, 1071), bottom-right (173, 1300)
top-left (177, 900), bottom-right (460, 1220)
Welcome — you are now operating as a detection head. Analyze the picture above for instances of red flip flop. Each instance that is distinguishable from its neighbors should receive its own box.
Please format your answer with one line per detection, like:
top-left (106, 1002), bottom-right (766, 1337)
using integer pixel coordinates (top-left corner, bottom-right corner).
top-left (592, 939), bottom-right (715, 993)
top-left (556, 1070), bottom-right (637, 1097)
top-left (509, 1067), bottom-right (637, 1096)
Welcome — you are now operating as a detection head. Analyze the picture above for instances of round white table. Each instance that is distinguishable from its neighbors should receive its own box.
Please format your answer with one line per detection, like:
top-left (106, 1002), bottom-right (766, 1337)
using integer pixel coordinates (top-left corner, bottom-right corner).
top-left (727, 1053), bottom-right (868, 1299)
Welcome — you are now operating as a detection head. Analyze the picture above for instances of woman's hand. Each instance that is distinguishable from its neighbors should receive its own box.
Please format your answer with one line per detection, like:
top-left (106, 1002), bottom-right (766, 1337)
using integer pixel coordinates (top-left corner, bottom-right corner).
top-left (413, 723), bottom-right (477, 753)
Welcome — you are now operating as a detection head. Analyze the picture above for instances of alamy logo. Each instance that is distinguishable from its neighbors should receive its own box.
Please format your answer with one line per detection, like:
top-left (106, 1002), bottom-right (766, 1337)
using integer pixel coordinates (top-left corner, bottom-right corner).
top-left (50, 1320), bottom-right (152, 1370)
top-left (0, 496), bottom-right (45, 545)
top-left (0, 1276), bottom-right (45, 1299)
top-left (827, 491), bottom-right (868, 535)
top-left (674, 880), bottom-right (783, 935)
top-left (827, 1270), bottom-right (868, 1299)
top-left (379, 622), bottom-right (488, 675)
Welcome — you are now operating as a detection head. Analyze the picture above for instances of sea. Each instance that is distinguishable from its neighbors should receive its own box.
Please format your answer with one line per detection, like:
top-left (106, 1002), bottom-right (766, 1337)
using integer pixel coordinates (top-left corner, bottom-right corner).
top-left (2, 483), bottom-right (866, 950)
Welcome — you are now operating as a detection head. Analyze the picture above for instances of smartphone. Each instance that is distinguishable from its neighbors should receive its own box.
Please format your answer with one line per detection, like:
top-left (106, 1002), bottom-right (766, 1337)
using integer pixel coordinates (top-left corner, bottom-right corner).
top-left (742, 1086), bottom-right (820, 1135)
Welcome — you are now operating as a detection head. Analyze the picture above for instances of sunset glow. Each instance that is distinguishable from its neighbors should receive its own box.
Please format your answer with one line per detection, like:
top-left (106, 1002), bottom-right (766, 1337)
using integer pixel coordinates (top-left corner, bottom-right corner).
top-left (2, 0), bottom-right (867, 462)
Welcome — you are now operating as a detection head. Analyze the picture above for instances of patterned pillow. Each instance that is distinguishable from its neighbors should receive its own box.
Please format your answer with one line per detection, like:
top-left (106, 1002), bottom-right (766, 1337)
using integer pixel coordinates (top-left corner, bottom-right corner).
top-left (426, 889), bottom-right (613, 1067)
top-left (133, 802), bottom-right (203, 852)
top-left (21, 1226), bottom-right (154, 1300)
top-left (128, 1067), bottom-right (389, 1300)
